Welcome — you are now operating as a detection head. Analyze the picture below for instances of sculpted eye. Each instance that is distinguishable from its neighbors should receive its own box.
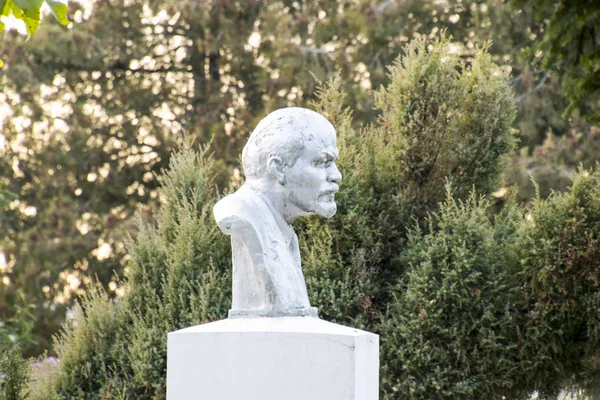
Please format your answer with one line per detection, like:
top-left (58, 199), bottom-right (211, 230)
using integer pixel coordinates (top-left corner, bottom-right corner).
top-left (315, 153), bottom-right (336, 167)
top-left (318, 159), bottom-right (332, 168)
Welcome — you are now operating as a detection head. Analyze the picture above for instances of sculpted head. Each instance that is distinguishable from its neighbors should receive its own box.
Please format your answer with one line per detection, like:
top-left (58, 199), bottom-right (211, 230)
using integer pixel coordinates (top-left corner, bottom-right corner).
top-left (242, 107), bottom-right (342, 221)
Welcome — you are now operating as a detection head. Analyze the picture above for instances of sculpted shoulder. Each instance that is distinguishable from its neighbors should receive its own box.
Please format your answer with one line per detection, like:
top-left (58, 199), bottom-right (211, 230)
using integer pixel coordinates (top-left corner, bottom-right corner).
top-left (213, 186), bottom-right (258, 236)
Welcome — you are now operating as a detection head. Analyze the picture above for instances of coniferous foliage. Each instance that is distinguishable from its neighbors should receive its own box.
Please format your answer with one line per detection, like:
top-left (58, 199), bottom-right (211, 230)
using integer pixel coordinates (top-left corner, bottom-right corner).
top-left (0, 346), bottom-right (31, 400)
top-left (517, 168), bottom-right (600, 398)
top-left (380, 189), bottom-right (525, 399)
top-left (49, 288), bottom-right (125, 398)
top-left (32, 145), bottom-right (230, 399)
top-left (380, 168), bottom-right (600, 399)
top-left (301, 35), bottom-right (517, 330)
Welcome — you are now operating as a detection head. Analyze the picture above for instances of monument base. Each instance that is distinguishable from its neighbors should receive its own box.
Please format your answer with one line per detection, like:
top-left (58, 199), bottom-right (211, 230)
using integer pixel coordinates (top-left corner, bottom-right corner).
top-left (228, 306), bottom-right (318, 318)
top-left (167, 317), bottom-right (379, 400)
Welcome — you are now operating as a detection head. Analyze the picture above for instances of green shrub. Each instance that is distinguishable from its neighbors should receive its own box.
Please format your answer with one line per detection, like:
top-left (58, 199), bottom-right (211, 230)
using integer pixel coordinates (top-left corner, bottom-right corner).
top-left (34, 145), bottom-right (231, 399)
top-left (0, 347), bottom-right (31, 400)
top-left (303, 34), bottom-right (518, 330)
top-left (49, 288), bottom-right (126, 399)
top-left (380, 188), bottom-right (525, 399)
top-left (379, 167), bottom-right (600, 399)
top-left (374, 38), bottom-right (517, 203)
top-left (516, 167), bottom-right (600, 398)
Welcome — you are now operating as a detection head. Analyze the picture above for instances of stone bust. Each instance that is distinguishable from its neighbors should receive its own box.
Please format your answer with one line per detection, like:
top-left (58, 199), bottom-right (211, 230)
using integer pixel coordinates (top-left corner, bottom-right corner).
top-left (213, 107), bottom-right (342, 318)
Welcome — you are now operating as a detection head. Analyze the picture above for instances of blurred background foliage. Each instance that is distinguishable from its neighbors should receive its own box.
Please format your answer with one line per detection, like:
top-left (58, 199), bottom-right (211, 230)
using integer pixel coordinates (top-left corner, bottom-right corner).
top-left (512, 0), bottom-right (600, 122)
top-left (0, 0), bottom-right (597, 380)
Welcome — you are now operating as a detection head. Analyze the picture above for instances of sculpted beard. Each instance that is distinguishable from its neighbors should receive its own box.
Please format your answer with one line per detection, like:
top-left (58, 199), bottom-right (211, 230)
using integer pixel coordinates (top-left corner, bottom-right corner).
top-left (317, 184), bottom-right (339, 217)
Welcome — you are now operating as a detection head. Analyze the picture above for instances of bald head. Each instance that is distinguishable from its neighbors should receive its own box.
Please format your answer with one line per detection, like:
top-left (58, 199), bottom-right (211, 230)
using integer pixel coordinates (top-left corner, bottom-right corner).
top-left (242, 107), bottom-right (336, 180)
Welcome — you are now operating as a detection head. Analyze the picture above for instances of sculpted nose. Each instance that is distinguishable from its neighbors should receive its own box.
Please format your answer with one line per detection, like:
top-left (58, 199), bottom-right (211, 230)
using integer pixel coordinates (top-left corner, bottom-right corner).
top-left (328, 163), bottom-right (342, 184)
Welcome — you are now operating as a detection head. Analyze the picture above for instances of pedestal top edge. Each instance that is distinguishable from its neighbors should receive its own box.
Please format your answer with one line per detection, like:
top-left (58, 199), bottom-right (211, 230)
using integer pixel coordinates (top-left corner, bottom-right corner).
top-left (168, 317), bottom-right (378, 337)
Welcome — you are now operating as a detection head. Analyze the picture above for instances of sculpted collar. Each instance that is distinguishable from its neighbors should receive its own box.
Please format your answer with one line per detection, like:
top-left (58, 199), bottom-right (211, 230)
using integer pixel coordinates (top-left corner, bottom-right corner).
top-left (248, 184), bottom-right (297, 247)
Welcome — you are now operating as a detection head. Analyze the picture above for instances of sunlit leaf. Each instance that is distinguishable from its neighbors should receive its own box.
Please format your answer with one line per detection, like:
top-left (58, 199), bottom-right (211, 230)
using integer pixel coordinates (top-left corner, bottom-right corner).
top-left (46, 0), bottom-right (68, 25)
top-left (0, 19), bottom-right (4, 33)
top-left (1, 0), bottom-right (11, 16)
top-left (9, 1), bottom-right (24, 19)
top-left (10, 0), bottom-right (41, 35)
top-left (23, 15), bottom-right (39, 35)
top-left (12, 0), bottom-right (43, 11)
top-left (23, 8), bottom-right (40, 35)
top-left (0, 58), bottom-right (3, 68)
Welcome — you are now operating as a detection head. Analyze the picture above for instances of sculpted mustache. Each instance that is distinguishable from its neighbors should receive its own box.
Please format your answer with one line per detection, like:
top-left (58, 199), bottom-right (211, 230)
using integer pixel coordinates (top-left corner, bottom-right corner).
top-left (320, 185), bottom-right (339, 195)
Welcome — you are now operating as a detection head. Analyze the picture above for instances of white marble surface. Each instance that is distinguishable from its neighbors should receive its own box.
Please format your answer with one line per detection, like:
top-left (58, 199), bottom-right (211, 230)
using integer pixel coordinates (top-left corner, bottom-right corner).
top-left (167, 317), bottom-right (379, 400)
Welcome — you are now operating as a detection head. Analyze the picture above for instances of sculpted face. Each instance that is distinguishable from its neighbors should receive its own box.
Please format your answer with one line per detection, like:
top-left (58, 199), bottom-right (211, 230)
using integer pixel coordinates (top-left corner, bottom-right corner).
top-left (242, 107), bottom-right (342, 222)
top-left (283, 118), bottom-right (342, 219)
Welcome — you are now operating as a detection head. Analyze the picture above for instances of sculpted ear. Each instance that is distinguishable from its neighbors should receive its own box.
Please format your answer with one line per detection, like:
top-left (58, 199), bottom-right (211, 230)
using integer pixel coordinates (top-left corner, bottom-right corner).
top-left (267, 156), bottom-right (286, 185)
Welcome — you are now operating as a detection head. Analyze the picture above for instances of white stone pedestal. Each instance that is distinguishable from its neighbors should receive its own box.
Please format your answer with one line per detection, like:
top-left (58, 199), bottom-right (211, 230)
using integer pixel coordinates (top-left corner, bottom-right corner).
top-left (167, 317), bottom-right (379, 400)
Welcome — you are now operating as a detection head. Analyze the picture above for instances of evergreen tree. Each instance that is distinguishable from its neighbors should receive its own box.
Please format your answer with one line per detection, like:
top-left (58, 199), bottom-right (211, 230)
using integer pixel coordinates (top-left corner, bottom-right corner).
top-left (0, 346), bottom-right (31, 400)
top-left (31, 145), bottom-right (231, 398)
top-left (302, 35), bottom-right (517, 330)
top-left (380, 167), bottom-right (600, 399)
top-left (380, 189), bottom-right (525, 399)
top-left (516, 167), bottom-right (600, 398)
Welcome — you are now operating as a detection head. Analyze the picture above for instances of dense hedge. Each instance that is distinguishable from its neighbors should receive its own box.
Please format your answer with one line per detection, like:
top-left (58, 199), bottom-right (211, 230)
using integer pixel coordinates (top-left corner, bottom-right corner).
top-left (517, 168), bottom-right (600, 399)
top-left (380, 189), bottom-right (525, 399)
top-left (380, 169), bottom-right (600, 400)
top-left (0, 347), bottom-right (30, 400)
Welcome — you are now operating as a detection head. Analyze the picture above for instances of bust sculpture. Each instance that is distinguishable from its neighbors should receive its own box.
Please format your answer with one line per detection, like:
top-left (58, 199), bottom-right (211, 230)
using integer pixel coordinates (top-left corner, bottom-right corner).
top-left (213, 107), bottom-right (342, 318)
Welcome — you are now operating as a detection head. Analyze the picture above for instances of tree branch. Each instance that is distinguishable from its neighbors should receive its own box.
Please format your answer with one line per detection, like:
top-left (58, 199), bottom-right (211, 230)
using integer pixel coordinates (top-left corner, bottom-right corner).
top-left (56, 62), bottom-right (191, 75)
